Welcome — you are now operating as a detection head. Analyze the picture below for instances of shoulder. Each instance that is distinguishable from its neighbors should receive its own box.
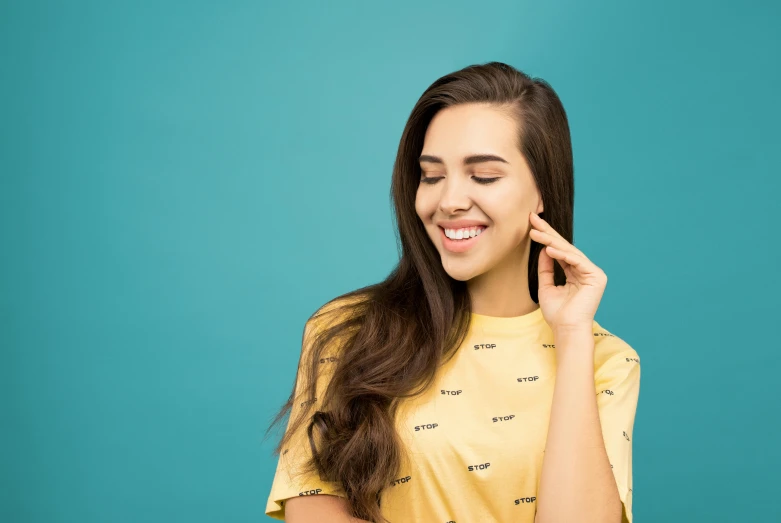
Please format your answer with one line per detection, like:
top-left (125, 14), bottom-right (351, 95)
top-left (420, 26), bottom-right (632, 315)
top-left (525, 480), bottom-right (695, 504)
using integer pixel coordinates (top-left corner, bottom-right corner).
top-left (307, 292), bottom-right (369, 331)
top-left (591, 319), bottom-right (640, 381)
top-left (300, 292), bottom-right (370, 355)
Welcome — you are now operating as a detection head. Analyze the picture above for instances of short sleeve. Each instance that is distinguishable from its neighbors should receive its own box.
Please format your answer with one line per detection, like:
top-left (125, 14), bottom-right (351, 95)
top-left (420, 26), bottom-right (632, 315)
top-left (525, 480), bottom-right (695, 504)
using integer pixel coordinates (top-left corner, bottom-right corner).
top-left (264, 315), bottom-right (348, 520)
top-left (593, 322), bottom-right (641, 523)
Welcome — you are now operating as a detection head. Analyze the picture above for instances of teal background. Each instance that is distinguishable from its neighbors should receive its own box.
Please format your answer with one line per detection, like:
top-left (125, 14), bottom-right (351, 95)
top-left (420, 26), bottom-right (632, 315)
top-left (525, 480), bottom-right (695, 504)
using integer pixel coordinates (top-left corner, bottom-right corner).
top-left (2, 1), bottom-right (779, 521)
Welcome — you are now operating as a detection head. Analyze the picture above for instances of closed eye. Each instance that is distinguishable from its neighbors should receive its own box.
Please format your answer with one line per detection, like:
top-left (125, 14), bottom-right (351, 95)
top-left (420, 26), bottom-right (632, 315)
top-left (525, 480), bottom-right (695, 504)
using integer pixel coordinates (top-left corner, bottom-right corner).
top-left (420, 176), bottom-right (500, 185)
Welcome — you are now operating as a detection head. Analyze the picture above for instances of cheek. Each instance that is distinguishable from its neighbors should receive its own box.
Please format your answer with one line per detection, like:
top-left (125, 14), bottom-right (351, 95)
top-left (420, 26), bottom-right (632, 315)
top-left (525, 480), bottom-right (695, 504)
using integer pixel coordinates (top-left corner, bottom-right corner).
top-left (473, 193), bottom-right (510, 223)
top-left (414, 191), bottom-right (433, 221)
top-left (476, 197), bottom-right (528, 239)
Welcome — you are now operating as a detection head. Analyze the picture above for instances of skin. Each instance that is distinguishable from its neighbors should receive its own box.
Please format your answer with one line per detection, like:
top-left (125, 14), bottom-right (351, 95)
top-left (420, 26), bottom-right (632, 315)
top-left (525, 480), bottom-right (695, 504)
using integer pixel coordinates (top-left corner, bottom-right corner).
top-left (287, 103), bottom-right (622, 523)
top-left (417, 103), bottom-right (621, 522)
top-left (285, 495), bottom-right (366, 522)
top-left (415, 102), bottom-right (544, 319)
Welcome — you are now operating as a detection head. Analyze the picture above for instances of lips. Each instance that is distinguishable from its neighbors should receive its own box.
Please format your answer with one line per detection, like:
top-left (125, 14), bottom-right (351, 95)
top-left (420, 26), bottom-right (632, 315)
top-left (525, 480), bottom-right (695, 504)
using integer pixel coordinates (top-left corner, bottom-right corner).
top-left (439, 225), bottom-right (487, 253)
top-left (440, 225), bottom-right (487, 240)
top-left (436, 220), bottom-right (489, 229)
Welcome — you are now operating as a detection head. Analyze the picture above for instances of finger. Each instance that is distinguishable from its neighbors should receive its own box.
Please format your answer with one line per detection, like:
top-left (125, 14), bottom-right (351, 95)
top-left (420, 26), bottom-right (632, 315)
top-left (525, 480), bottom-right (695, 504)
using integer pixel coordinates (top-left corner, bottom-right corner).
top-left (537, 243), bottom-right (557, 290)
top-left (545, 245), bottom-right (580, 269)
top-left (545, 245), bottom-right (602, 279)
top-left (530, 228), bottom-right (585, 260)
top-left (530, 212), bottom-right (565, 239)
top-left (529, 214), bottom-right (586, 257)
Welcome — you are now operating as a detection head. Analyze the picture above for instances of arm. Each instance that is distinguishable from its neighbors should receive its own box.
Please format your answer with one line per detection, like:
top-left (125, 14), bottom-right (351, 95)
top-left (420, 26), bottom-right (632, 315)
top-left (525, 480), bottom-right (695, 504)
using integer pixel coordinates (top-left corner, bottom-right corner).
top-left (266, 312), bottom-right (365, 521)
top-left (285, 495), bottom-right (372, 523)
top-left (534, 330), bottom-right (623, 523)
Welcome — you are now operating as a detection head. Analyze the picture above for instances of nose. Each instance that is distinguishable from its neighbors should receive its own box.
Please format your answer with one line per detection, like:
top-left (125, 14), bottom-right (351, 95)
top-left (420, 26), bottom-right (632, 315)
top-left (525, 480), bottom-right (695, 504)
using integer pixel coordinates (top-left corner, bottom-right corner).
top-left (438, 176), bottom-right (472, 215)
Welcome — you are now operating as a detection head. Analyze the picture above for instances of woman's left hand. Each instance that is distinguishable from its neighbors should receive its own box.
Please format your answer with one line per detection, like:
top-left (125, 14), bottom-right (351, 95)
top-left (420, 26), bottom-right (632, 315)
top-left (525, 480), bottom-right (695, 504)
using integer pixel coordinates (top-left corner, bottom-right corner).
top-left (529, 212), bottom-right (607, 337)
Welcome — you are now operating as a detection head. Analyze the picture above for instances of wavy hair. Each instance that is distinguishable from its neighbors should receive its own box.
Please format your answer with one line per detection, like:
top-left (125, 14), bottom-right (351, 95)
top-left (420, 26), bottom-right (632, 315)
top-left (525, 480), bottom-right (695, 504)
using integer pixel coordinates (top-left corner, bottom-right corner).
top-left (264, 61), bottom-right (574, 522)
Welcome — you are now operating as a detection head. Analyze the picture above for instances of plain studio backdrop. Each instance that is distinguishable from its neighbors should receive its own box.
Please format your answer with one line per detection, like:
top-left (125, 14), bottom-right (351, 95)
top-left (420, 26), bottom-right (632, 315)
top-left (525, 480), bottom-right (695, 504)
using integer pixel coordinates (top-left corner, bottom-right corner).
top-left (1, 1), bottom-right (779, 522)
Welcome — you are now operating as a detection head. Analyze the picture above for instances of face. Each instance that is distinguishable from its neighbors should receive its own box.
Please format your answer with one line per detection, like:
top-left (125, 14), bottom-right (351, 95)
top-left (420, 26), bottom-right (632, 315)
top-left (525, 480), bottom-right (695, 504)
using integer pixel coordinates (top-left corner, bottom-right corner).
top-left (415, 103), bottom-right (544, 282)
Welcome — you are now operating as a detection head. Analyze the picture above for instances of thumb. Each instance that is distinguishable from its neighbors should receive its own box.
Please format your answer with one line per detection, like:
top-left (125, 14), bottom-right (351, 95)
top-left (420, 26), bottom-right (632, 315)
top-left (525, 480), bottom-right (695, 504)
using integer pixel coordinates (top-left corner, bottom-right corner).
top-left (537, 246), bottom-right (555, 291)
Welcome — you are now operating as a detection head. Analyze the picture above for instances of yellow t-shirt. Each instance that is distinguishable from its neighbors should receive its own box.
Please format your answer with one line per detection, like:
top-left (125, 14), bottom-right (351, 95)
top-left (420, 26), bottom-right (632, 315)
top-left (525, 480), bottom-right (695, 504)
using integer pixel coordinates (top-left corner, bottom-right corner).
top-left (265, 304), bottom-right (640, 522)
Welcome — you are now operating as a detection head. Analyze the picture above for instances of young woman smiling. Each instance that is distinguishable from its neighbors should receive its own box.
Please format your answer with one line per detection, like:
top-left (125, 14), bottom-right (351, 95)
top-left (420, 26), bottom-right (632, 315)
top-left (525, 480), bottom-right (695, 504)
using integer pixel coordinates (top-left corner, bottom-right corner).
top-left (264, 62), bottom-right (640, 523)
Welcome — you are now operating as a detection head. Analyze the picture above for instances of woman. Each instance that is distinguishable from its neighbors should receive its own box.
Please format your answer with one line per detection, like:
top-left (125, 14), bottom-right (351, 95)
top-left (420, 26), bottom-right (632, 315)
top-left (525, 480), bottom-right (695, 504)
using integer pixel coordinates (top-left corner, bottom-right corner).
top-left (264, 62), bottom-right (640, 523)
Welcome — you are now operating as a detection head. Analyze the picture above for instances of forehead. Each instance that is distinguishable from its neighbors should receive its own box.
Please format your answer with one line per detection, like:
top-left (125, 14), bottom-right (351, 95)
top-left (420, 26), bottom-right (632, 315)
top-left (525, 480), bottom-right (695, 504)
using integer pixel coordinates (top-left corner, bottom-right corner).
top-left (420, 103), bottom-right (519, 163)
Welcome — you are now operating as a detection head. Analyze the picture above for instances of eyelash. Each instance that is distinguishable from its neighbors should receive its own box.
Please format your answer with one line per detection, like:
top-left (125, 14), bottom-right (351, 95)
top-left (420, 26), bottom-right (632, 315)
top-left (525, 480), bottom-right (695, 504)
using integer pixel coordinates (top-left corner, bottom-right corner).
top-left (420, 176), bottom-right (500, 185)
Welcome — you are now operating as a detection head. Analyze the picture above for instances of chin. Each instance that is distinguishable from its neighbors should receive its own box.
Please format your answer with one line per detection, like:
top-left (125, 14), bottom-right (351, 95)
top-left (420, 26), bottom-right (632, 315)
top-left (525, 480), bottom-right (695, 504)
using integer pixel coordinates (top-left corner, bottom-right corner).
top-left (441, 259), bottom-right (486, 282)
top-left (444, 271), bottom-right (472, 282)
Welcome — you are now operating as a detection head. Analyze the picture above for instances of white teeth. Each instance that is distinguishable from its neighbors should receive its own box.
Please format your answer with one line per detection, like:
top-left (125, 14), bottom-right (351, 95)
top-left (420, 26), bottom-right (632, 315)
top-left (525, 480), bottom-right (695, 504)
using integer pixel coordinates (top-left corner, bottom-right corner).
top-left (444, 226), bottom-right (485, 239)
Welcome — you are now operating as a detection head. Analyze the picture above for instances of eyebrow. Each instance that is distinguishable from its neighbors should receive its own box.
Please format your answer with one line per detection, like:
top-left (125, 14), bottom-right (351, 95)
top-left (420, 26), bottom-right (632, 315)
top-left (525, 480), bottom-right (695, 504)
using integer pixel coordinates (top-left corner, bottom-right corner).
top-left (418, 153), bottom-right (509, 166)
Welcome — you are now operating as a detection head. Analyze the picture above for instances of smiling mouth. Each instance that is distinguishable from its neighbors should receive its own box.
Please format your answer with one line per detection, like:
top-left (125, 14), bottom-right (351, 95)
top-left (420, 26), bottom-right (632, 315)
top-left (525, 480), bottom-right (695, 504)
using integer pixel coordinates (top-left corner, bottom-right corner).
top-left (438, 226), bottom-right (487, 253)
top-left (440, 226), bottom-right (487, 240)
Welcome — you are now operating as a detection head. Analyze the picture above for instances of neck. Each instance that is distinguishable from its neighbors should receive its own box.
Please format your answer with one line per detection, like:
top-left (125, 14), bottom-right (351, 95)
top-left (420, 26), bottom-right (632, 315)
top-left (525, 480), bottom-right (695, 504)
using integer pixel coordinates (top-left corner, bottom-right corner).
top-left (467, 242), bottom-right (537, 317)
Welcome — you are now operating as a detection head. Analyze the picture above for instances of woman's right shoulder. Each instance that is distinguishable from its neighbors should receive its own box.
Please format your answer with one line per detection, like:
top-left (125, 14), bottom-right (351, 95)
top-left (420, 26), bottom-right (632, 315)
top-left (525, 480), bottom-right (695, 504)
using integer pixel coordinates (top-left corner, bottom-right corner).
top-left (299, 292), bottom-right (370, 355)
top-left (308, 292), bottom-right (370, 329)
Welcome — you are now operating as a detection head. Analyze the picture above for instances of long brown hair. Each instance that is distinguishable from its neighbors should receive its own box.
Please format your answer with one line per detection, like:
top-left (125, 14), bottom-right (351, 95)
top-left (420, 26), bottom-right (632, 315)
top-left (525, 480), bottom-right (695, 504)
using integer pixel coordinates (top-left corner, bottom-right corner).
top-left (264, 61), bottom-right (574, 522)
